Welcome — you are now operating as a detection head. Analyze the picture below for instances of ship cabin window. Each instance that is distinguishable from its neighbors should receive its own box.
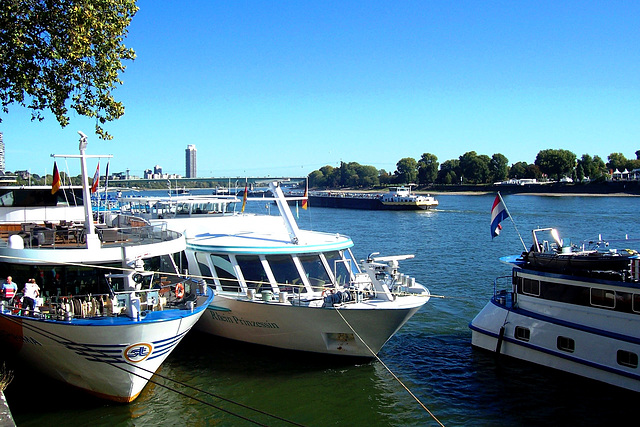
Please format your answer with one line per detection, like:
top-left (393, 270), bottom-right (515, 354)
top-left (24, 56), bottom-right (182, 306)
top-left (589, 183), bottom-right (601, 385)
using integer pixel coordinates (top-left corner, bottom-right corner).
top-left (343, 248), bottom-right (360, 274)
top-left (195, 252), bottom-right (214, 286)
top-left (557, 336), bottom-right (575, 353)
top-left (521, 278), bottom-right (540, 296)
top-left (210, 255), bottom-right (239, 292)
top-left (590, 288), bottom-right (616, 309)
top-left (514, 326), bottom-right (530, 342)
top-left (633, 294), bottom-right (640, 313)
top-left (323, 251), bottom-right (352, 286)
top-left (617, 350), bottom-right (639, 368)
top-left (236, 255), bottom-right (270, 291)
top-left (145, 252), bottom-right (185, 276)
top-left (298, 254), bottom-right (333, 292)
top-left (266, 254), bottom-right (302, 293)
top-left (1, 262), bottom-right (120, 297)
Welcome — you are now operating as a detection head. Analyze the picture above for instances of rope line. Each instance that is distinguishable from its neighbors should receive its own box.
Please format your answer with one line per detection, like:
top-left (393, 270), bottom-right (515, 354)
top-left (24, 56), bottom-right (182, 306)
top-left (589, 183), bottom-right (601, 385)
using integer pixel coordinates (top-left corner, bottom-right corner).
top-left (333, 308), bottom-right (445, 427)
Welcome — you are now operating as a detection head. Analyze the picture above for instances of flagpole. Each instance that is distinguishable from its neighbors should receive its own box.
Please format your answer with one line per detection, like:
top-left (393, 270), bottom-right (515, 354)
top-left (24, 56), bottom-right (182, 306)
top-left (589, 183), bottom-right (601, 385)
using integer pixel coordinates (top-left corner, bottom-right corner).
top-left (498, 192), bottom-right (527, 251)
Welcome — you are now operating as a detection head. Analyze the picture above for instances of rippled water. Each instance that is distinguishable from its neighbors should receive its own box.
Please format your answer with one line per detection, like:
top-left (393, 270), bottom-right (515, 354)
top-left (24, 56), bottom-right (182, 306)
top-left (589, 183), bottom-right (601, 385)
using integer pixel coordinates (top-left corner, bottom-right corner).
top-left (6, 194), bottom-right (640, 426)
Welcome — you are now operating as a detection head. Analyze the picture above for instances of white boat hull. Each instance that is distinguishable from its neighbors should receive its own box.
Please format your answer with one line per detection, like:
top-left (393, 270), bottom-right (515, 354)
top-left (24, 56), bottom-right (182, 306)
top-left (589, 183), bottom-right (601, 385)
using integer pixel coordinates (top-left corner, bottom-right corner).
top-left (197, 295), bottom-right (425, 357)
top-left (0, 305), bottom-right (208, 402)
top-left (470, 300), bottom-right (640, 392)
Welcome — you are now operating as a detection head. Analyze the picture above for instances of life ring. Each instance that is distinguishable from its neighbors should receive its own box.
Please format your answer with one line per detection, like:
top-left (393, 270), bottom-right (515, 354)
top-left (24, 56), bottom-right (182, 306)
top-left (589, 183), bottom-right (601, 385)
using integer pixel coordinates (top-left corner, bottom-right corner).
top-left (175, 283), bottom-right (185, 299)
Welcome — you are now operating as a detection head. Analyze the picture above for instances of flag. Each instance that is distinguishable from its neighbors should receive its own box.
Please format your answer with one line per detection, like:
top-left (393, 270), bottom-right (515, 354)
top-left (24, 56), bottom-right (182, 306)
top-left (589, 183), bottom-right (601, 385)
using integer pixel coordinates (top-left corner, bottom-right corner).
top-left (490, 193), bottom-right (509, 238)
top-left (104, 161), bottom-right (110, 189)
top-left (241, 183), bottom-right (248, 212)
top-left (51, 162), bottom-right (61, 194)
top-left (91, 162), bottom-right (100, 193)
top-left (302, 182), bottom-right (308, 210)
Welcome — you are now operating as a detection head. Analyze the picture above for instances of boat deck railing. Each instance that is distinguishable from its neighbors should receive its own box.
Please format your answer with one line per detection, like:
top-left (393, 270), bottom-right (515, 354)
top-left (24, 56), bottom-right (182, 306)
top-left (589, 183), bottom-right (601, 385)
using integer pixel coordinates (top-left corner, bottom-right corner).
top-left (0, 277), bottom-right (206, 321)
top-left (0, 216), bottom-right (181, 249)
top-left (493, 275), bottom-right (515, 307)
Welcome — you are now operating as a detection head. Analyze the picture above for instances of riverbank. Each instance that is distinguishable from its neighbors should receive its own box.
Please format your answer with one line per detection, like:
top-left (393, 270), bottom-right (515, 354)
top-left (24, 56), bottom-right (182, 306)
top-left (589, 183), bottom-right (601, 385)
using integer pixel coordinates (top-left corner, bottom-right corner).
top-left (318, 181), bottom-right (640, 197)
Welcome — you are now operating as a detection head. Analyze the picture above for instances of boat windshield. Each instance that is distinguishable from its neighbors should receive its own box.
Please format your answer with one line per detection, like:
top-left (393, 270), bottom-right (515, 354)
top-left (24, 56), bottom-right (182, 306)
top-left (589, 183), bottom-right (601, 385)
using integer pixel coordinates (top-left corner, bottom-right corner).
top-left (265, 254), bottom-right (302, 292)
top-left (236, 255), bottom-right (269, 290)
top-left (210, 254), bottom-right (238, 292)
top-left (324, 250), bottom-right (352, 285)
top-left (298, 254), bottom-right (332, 292)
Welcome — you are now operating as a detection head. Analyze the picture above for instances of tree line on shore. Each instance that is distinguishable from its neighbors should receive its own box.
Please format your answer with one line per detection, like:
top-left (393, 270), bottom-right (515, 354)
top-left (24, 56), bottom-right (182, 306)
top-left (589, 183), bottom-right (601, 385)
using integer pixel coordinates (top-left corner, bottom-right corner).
top-left (308, 149), bottom-right (640, 189)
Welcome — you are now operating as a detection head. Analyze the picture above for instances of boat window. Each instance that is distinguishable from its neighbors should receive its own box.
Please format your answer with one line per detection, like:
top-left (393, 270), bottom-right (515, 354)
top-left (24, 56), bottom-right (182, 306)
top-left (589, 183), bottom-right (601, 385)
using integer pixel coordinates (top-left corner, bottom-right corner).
top-left (617, 350), bottom-right (639, 368)
top-left (514, 326), bottom-right (530, 342)
top-left (590, 288), bottom-right (615, 309)
top-left (633, 294), bottom-right (640, 313)
top-left (521, 278), bottom-right (540, 296)
top-left (176, 203), bottom-right (190, 215)
top-left (236, 255), bottom-right (270, 291)
top-left (298, 254), bottom-right (332, 292)
top-left (344, 248), bottom-right (361, 273)
top-left (324, 251), bottom-right (352, 285)
top-left (64, 264), bottom-right (119, 295)
top-left (195, 252), bottom-right (214, 285)
top-left (557, 336), bottom-right (575, 353)
top-left (210, 255), bottom-right (240, 292)
top-left (265, 254), bottom-right (301, 293)
top-left (144, 254), bottom-right (179, 275)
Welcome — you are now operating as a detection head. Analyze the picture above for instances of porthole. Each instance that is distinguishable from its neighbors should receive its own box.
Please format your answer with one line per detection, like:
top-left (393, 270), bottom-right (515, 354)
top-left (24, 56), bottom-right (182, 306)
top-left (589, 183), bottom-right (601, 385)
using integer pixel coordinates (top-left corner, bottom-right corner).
top-left (514, 326), bottom-right (530, 342)
top-left (617, 350), bottom-right (639, 368)
top-left (557, 336), bottom-right (575, 353)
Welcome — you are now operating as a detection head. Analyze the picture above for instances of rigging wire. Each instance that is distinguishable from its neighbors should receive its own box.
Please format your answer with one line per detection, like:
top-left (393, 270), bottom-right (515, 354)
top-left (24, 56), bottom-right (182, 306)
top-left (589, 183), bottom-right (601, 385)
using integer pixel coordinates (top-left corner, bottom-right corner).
top-left (333, 308), bottom-right (445, 427)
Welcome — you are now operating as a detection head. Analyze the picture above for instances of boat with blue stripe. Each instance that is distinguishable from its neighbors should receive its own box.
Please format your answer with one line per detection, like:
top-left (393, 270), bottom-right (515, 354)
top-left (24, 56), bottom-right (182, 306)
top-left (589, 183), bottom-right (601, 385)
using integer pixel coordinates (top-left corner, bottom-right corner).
top-left (0, 133), bottom-right (214, 402)
top-left (471, 227), bottom-right (640, 392)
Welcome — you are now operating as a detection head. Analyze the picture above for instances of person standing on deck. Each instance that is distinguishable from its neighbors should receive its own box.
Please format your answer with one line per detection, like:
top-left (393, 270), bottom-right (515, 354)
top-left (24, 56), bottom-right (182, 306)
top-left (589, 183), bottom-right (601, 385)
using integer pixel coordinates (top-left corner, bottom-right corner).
top-left (22, 278), bottom-right (40, 316)
top-left (1, 276), bottom-right (17, 303)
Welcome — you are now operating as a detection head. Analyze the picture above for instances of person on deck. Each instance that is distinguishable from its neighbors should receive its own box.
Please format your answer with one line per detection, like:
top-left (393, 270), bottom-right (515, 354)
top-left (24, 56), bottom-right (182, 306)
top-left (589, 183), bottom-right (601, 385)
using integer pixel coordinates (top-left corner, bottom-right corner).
top-left (1, 276), bottom-right (17, 303)
top-left (22, 278), bottom-right (40, 316)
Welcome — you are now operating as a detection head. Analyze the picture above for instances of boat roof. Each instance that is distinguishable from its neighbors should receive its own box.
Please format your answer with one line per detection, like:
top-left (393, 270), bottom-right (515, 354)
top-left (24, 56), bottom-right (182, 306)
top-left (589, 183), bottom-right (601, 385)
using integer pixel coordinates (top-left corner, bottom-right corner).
top-left (159, 214), bottom-right (354, 255)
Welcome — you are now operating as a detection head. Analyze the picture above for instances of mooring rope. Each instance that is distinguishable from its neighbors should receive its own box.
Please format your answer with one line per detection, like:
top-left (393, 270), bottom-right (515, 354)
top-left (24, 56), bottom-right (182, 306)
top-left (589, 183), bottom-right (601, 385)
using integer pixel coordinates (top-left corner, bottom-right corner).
top-left (333, 308), bottom-right (445, 427)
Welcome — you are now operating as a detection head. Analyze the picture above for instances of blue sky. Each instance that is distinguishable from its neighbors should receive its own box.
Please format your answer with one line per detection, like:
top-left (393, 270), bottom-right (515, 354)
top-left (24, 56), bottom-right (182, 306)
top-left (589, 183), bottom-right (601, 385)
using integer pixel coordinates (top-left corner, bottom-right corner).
top-left (2, 1), bottom-right (639, 178)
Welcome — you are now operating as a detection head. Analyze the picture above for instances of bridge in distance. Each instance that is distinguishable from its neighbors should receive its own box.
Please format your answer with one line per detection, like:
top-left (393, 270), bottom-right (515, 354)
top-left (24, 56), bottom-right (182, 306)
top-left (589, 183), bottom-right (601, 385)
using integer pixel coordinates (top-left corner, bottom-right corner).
top-left (108, 177), bottom-right (306, 189)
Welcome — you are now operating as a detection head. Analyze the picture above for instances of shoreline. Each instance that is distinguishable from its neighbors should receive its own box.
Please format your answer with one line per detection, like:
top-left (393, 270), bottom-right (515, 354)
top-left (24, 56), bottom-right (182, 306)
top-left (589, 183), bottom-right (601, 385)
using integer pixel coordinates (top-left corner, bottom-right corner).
top-left (316, 188), bottom-right (640, 197)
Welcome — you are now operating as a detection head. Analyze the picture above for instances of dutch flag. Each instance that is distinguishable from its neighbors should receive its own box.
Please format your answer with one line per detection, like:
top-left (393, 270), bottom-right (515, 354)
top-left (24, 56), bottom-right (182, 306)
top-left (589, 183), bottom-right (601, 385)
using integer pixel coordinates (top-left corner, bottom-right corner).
top-left (490, 193), bottom-right (509, 239)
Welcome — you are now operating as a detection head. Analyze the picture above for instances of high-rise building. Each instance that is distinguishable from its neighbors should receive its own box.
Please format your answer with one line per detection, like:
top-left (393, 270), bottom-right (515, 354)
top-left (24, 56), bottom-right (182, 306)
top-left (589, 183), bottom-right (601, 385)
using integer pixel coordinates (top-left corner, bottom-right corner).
top-left (185, 145), bottom-right (197, 178)
top-left (0, 132), bottom-right (5, 173)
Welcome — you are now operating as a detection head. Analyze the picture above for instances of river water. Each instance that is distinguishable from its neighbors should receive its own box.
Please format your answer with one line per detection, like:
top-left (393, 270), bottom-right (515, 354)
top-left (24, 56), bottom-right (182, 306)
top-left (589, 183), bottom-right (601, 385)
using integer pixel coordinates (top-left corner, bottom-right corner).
top-left (5, 193), bottom-right (640, 426)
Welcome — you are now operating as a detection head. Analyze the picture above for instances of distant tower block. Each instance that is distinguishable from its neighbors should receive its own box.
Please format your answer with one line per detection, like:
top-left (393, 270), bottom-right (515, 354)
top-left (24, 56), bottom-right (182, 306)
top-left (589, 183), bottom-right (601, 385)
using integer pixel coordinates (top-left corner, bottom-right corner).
top-left (185, 144), bottom-right (197, 178)
top-left (0, 132), bottom-right (5, 173)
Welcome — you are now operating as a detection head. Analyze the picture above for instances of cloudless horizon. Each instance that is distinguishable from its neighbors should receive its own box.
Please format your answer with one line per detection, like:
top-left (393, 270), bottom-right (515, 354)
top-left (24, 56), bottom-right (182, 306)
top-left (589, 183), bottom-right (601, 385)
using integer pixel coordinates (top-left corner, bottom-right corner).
top-left (1, 1), bottom-right (639, 178)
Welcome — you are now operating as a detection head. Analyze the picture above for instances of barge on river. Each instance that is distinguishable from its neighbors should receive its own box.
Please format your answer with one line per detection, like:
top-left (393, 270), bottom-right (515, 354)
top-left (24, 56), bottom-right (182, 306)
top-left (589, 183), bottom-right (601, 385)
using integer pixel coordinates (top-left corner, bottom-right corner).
top-left (307, 186), bottom-right (438, 210)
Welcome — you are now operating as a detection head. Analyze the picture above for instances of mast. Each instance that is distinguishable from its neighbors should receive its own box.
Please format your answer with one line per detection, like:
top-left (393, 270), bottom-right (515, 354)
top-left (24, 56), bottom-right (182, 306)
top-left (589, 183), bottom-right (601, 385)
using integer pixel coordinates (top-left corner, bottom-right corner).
top-left (269, 181), bottom-right (301, 245)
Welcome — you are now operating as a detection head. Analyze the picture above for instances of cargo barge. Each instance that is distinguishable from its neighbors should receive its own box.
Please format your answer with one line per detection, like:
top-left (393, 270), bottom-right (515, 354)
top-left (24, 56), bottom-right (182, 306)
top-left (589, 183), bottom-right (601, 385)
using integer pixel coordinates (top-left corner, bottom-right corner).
top-left (307, 186), bottom-right (438, 210)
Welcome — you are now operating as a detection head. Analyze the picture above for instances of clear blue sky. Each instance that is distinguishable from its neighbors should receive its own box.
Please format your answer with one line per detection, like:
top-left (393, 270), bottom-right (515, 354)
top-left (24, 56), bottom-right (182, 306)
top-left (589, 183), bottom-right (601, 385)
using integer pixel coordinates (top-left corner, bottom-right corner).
top-left (2, 0), bottom-right (639, 178)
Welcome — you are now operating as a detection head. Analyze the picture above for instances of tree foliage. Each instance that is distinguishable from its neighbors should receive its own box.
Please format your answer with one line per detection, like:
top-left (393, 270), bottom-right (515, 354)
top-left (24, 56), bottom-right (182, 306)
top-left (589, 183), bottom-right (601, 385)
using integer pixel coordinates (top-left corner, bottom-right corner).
top-left (417, 153), bottom-right (438, 185)
top-left (489, 153), bottom-right (509, 182)
top-left (307, 148), bottom-right (637, 188)
top-left (535, 149), bottom-right (577, 181)
top-left (394, 157), bottom-right (418, 184)
top-left (0, 0), bottom-right (138, 139)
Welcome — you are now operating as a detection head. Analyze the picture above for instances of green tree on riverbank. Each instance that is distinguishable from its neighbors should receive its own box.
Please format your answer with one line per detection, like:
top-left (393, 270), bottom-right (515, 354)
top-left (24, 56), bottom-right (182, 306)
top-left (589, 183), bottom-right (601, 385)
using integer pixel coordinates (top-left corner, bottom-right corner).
top-left (307, 147), bottom-right (639, 189)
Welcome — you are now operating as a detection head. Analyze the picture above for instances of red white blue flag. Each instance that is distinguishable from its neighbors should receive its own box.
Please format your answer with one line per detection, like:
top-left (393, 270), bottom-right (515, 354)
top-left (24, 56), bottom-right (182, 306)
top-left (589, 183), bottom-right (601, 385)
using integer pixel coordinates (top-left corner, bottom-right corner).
top-left (490, 193), bottom-right (509, 238)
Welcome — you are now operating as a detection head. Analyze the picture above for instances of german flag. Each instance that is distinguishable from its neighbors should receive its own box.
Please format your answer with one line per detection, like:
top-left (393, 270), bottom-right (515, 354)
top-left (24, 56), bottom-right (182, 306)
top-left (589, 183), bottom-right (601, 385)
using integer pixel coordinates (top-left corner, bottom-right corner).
top-left (51, 162), bottom-right (61, 194)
